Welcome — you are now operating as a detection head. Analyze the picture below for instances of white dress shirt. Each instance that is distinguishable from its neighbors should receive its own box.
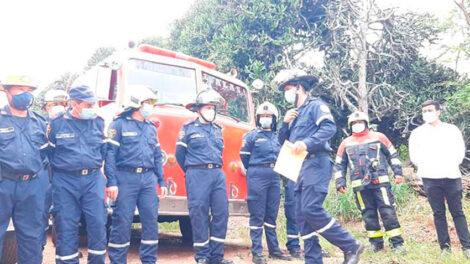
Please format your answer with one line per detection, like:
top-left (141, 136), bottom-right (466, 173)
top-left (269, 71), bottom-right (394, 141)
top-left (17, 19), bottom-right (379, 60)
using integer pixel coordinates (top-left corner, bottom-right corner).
top-left (409, 122), bottom-right (465, 179)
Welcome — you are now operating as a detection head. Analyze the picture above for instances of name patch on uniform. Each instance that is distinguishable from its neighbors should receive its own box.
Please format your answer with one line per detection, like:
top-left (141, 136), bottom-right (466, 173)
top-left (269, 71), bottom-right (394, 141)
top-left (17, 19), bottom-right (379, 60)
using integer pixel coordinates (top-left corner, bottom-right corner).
top-left (122, 132), bottom-right (138, 137)
top-left (0, 127), bottom-right (14, 133)
top-left (190, 133), bottom-right (205, 139)
top-left (255, 138), bottom-right (267, 143)
top-left (56, 133), bottom-right (75, 139)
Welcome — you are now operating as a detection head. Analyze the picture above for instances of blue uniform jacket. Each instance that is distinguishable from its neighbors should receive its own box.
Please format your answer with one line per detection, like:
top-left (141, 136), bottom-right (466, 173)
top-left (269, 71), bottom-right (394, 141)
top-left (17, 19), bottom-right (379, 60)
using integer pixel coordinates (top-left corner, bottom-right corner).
top-left (47, 110), bottom-right (106, 171)
top-left (239, 128), bottom-right (280, 169)
top-left (175, 119), bottom-right (224, 172)
top-left (0, 107), bottom-right (48, 174)
top-left (104, 115), bottom-right (166, 188)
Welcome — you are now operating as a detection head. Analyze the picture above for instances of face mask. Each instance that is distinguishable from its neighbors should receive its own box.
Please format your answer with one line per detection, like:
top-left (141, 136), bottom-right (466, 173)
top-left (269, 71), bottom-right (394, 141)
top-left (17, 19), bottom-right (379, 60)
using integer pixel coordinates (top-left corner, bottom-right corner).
top-left (49, 105), bottom-right (65, 119)
top-left (351, 123), bottom-right (366, 133)
top-left (259, 117), bottom-right (273, 128)
top-left (11, 92), bottom-right (34, 110)
top-left (79, 107), bottom-right (95, 119)
top-left (141, 103), bottom-right (154, 118)
top-left (200, 108), bottom-right (216, 122)
top-left (423, 111), bottom-right (438, 124)
top-left (284, 90), bottom-right (296, 104)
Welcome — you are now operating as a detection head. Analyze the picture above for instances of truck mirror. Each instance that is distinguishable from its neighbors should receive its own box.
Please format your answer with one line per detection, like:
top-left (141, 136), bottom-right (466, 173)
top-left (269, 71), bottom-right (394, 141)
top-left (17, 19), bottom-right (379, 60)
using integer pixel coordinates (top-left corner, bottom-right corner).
top-left (251, 79), bottom-right (264, 90)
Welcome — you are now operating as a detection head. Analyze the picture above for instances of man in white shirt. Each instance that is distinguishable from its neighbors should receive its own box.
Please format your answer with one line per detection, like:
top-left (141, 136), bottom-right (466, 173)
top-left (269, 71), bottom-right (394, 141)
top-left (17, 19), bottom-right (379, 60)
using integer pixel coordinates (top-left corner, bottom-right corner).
top-left (409, 100), bottom-right (470, 258)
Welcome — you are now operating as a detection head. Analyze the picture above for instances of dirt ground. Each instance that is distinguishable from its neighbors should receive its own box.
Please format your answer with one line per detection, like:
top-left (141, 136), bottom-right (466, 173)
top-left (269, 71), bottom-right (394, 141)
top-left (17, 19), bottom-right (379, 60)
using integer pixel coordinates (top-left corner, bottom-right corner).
top-left (42, 217), bottom-right (344, 264)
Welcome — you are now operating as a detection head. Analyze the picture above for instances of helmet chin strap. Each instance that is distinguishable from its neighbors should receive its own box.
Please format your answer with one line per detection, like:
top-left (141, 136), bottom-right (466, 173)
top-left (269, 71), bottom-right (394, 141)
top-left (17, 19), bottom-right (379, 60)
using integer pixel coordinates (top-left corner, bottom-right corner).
top-left (294, 85), bottom-right (300, 108)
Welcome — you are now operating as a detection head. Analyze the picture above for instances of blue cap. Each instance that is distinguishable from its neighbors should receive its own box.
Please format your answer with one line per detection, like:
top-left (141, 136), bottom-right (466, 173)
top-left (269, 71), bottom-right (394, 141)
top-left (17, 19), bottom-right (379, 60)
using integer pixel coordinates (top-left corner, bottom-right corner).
top-left (69, 85), bottom-right (97, 103)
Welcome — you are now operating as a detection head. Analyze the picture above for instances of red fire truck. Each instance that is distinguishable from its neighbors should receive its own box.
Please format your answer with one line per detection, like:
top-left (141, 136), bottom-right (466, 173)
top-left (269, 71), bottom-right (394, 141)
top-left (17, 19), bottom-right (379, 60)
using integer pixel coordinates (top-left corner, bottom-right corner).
top-left (73, 44), bottom-right (254, 241)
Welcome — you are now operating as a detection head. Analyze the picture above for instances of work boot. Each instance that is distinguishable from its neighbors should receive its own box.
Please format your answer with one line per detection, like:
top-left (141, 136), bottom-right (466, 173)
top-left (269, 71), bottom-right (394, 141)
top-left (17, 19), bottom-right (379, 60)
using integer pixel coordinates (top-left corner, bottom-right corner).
top-left (210, 259), bottom-right (234, 264)
top-left (252, 253), bottom-right (267, 264)
top-left (322, 249), bottom-right (331, 258)
top-left (463, 248), bottom-right (470, 259)
top-left (197, 259), bottom-right (210, 264)
top-left (372, 243), bottom-right (384, 253)
top-left (343, 241), bottom-right (365, 264)
top-left (289, 250), bottom-right (304, 260)
top-left (392, 244), bottom-right (406, 254)
top-left (440, 247), bottom-right (451, 259)
top-left (269, 251), bottom-right (292, 261)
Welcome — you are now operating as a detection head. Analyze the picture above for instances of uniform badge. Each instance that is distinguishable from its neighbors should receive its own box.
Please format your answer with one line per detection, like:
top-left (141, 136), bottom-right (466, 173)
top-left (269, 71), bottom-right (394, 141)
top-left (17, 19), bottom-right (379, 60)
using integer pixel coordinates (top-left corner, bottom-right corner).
top-left (108, 128), bottom-right (117, 139)
top-left (179, 130), bottom-right (186, 140)
top-left (0, 127), bottom-right (14, 133)
top-left (320, 104), bottom-right (331, 113)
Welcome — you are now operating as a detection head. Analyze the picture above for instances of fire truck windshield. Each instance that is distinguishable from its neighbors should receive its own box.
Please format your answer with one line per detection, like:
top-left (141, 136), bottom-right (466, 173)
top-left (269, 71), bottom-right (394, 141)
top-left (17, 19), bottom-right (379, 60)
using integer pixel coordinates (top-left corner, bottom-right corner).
top-left (127, 59), bottom-right (197, 106)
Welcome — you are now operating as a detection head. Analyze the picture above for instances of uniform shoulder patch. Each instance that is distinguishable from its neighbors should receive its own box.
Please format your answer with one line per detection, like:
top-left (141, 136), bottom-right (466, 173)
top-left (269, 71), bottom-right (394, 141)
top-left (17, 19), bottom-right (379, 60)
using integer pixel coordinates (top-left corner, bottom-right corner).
top-left (178, 130), bottom-right (186, 140)
top-left (108, 128), bottom-right (117, 139)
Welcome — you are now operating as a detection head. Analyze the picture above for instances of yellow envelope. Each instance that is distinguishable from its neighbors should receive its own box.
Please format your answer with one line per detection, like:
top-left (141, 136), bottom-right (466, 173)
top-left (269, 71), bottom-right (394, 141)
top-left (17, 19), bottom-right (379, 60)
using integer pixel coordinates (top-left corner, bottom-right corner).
top-left (274, 141), bottom-right (308, 183)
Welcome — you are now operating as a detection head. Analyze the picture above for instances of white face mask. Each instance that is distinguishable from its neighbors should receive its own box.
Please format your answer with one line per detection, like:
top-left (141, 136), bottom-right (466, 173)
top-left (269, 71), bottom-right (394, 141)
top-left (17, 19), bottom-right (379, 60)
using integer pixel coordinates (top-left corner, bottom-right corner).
top-left (48, 105), bottom-right (65, 119)
top-left (259, 117), bottom-right (273, 128)
top-left (422, 111), bottom-right (438, 124)
top-left (284, 89), bottom-right (296, 104)
top-left (200, 108), bottom-right (216, 122)
top-left (351, 123), bottom-right (366, 133)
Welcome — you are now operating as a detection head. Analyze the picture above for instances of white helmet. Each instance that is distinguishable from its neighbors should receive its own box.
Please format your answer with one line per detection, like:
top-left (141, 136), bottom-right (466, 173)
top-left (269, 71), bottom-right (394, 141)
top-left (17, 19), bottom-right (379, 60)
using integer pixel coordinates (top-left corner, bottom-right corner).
top-left (272, 69), bottom-right (318, 91)
top-left (256, 102), bottom-right (278, 120)
top-left (123, 85), bottom-right (158, 109)
top-left (348, 111), bottom-right (369, 128)
top-left (44, 89), bottom-right (69, 103)
top-left (186, 89), bottom-right (226, 112)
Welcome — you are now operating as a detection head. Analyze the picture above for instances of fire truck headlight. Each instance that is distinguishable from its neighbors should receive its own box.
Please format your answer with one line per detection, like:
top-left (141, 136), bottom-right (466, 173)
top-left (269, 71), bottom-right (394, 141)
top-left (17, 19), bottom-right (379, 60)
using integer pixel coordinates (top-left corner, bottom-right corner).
top-left (166, 154), bottom-right (177, 166)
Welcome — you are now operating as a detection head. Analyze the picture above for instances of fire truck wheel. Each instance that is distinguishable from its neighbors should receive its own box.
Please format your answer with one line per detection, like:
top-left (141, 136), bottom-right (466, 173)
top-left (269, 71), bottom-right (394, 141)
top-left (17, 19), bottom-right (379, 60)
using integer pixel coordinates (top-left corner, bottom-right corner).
top-left (1, 231), bottom-right (18, 264)
top-left (178, 217), bottom-right (193, 244)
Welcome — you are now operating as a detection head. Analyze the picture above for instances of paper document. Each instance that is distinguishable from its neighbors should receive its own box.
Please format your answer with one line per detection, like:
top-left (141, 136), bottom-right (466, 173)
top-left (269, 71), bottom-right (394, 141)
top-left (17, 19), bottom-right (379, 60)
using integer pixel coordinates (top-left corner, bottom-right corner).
top-left (274, 141), bottom-right (308, 182)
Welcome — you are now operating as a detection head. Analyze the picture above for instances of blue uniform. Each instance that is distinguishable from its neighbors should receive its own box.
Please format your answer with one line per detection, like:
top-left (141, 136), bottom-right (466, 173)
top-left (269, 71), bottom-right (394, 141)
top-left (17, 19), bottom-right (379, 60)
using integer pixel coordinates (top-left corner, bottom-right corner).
top-left (240, 128), bottom-right (282, 255)
top-left (284, 178), bottom-right (300, 253)
top-left (105, 114), bottom-right (166, 264)
top-left (278, 98), bottom-right (357, 264)
top-left (48, 110), bottom-right (107, 264)
top-left (0, 107), bottom-right (49, 264)
top-left (42, 117), bottom-right (53, 250)
top-left (175, 119), bottom-right (229, 263)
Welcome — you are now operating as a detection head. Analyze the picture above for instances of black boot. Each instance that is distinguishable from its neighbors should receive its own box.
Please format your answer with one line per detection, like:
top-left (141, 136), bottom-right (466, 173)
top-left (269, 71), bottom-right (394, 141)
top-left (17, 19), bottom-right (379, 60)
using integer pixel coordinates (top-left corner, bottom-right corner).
top-left (322, 249), bottom-right (331, 258)
top-left (252, 253), bottom-right (267, 264)
top-left (372, 243), bottom-right (384, 253)
top-left (392, 244), bottom-right (406, 254)
top-left (197, 259), bottom-right (210, 264)
top-left (289, 250), bottom-right (304, 260)
top-left (269, 251), bottom-right (292, 261)
top-left (343, 241), bottom-right (365, 264)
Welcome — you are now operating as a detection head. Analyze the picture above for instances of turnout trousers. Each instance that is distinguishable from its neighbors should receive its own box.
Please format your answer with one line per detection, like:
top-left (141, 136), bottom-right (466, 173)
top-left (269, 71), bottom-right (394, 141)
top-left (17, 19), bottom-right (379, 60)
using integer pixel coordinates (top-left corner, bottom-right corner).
top-left (52, 170), bottom-right (107, 264)
top-left (108, 170), bottom-right (160, 264)
top-left (185, 168), bottom-right (229, 262)
top-left (354, 186), bottom-right (403, 247)
top-left (246, 166), bottom-right (282, 254)
top-left (0, 169), bottom-right (48, 264)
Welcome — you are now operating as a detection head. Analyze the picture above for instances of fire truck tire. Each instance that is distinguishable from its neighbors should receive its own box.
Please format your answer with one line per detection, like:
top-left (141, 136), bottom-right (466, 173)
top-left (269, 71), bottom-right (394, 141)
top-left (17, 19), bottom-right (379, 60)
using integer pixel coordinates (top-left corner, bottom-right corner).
top-left (1, 231), bottom-right (17, 264)
top-left (178, 217), bottom-right (193, 244)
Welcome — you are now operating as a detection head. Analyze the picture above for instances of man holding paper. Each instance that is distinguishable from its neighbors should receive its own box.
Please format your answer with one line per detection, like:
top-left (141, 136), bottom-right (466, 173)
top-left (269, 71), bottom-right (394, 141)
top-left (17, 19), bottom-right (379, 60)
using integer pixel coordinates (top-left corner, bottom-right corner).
top-left (274, 69), bottom-right (364, 264)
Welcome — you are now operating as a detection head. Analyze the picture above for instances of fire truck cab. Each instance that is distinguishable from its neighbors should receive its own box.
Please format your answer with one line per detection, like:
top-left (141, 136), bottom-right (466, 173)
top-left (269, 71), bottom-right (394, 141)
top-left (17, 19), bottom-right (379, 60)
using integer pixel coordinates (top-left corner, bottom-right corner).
top-left (72, 45), bottom-right (254, 240)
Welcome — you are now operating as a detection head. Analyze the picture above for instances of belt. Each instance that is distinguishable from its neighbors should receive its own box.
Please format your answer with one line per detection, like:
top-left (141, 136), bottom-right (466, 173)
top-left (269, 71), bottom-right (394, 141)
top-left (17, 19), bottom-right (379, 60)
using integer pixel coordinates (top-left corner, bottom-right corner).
top-left (2, 171), bottom-right (38, 182)
top-left (306, 152), bottom-right (329, 159)
top-left (117, 166), bottom-right (152, 173)
top-left (251, 163), bottom-right (275, 168)
top-left (54, 168), bottom-right (99, 176)
top-left (187, 164), bottom-right (221, 169)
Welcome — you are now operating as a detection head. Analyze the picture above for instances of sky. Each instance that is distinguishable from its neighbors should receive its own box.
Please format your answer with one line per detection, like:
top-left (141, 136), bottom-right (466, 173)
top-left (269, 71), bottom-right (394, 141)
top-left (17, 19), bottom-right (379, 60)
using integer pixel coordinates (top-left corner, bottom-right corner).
top-left (0, 0), bottom-right (465, 88)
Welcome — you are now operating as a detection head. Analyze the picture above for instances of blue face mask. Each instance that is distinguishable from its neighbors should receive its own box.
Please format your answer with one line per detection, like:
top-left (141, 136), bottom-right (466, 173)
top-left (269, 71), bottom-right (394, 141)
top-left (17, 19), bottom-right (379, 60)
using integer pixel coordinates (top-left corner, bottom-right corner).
top-left (79, 107), bottom-right (95, 119)
top-left (141, 103), bottom-right (154, 118)
top-left (11, 92), bottom-right (34, 110)
top-left (259, 117), bottom-right (273, 128)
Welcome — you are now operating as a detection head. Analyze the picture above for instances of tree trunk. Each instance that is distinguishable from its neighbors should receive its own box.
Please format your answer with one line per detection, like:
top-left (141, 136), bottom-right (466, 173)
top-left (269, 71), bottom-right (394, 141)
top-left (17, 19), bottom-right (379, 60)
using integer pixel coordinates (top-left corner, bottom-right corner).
top-left (357, 0), bottom-right (369, 113)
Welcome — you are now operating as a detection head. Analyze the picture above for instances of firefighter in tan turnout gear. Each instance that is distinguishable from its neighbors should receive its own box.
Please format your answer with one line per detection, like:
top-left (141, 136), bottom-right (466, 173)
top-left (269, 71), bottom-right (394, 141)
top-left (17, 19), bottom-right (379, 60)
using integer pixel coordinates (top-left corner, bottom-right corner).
top-left (334, 111), bottom-right (406, 253)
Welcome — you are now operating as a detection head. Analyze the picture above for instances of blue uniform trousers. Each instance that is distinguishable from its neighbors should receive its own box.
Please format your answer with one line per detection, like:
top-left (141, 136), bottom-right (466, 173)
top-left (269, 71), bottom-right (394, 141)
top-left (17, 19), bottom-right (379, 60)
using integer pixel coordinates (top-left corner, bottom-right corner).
top-left (284, 179), bottom-right (300, 252)
top-left (185, 168), bottom-right (229, 262)
top-left (42, 183), bottom-right (52, 248)
top-left (52, 170), bottom-right (107, 264)
top-left (295, 158), bottom-right (357, 264)
top-left (108, 170), bottom-right (159, 264)
top-left (246, 167), bottom-right (281, 254)
top-left (0, 169), bottom-right (48, 264)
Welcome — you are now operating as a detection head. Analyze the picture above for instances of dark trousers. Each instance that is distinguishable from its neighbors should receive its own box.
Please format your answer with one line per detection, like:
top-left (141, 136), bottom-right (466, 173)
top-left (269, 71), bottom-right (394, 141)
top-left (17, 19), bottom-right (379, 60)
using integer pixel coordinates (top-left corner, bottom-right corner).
top-left (354, 187), bottom-right (403, 247)
top-left (284, 179), bottom-right (300, 252)
top-left (423, 178), bottom-right (470, 249)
